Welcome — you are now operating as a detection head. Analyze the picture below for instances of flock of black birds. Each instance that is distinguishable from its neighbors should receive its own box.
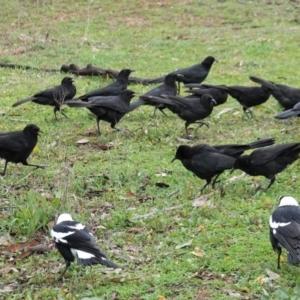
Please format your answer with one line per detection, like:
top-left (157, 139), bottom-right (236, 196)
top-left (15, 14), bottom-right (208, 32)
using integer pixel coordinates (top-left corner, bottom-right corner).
top-left (2, 55), bottom-right (300, 278)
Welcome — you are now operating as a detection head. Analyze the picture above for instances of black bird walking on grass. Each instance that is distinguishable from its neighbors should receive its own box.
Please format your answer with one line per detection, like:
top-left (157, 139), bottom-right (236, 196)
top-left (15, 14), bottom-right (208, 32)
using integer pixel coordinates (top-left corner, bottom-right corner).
top-left (198, 83), bottom-right (271, 118)
top-left (12, 77), bottom-right (76, 120)
top-left (172, 144), bottom-right (235, 192)
top-left (171, 138), bottom-right (275, 192)
top-left (250, 76), bottom-right (300, 110)
top-left (140, 94), bottom-right (216, 138)
top-left (51, 213), bottom-right (119, 281)
top-left (75, 69), bottom-right (134, 101)
top-left (269, 196), bottom-right (300, 269)
top-left (232, 142), bottom-right (300, 192)
top-left (148, 56), bottom-right (216, 84)
top-left (0, 124), bottom-right (44, 176)
top-left (128, 74), bottom-right (179, 116)
top-left (66, 90), bottom-right (135, 135)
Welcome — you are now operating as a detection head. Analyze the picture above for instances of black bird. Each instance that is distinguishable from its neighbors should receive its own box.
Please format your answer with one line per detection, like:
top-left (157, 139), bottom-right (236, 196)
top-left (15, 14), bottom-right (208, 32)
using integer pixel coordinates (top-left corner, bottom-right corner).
top-left (269, 196), bottom-right (300, 269)
top-left (172, 144), bottom-right (235, 192)
top-left (275, 102), bottom-right (300, 119)
top-left (51, 213), bottom-right (119, 281)
top-left (75, 69), bottom-right (133, 101)
top-left (250, 76), bottom-right (300, 110)
top-left (140, 94), bottom-right (216, 138)
top-left (66, 90), bottom-right (135, 135)
top-left (0, 124), bottom-right (44, 176)
top-left (198, 83), bottom-right (271, 118)
top-left (171, 138), bottom-right (275, 192)
top-left (128, 74), bottom-right (179, 116)
top-left (232, 142), bottom-right (300, 192)
top-left (12, 77), bottom-right (76, 120)
top-left (148, 56), bottom-right (216, 84)
top-left (184, 84), bottom-right (228, 106)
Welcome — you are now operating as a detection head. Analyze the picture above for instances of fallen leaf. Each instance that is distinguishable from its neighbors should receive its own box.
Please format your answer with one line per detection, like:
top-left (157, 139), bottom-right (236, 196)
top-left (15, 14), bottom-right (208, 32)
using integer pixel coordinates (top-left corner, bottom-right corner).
top-left (0, 234), bottom-right (12, 246)
top-left (192, 196), bottom-right (213, 207)
top-left (0, 282), bottom-right (18, 293)
top-left (191, 247), bottom-right (204, 257)
top-left (175, 239), bottom-right (193, 249)
top-left (265, 268), bottom-right (280, 280)
top-left (0, 110), bottom-right (6, 115)
top-left (215, 107), bottom-right (233, 117)
top-left (77, 138), bottom-right (89, 144)
top-left (158, 296), bottom-right (166, 300)
top-left (175, 137), bottom-right (192, 143)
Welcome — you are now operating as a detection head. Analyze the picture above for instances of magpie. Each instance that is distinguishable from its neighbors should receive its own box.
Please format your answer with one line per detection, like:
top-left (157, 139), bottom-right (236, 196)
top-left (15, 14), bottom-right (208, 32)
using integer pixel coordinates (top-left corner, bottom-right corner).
top-left (51, 213), bottom-right (119, 281)
top-left (269, 196), bottom-right (300, 269)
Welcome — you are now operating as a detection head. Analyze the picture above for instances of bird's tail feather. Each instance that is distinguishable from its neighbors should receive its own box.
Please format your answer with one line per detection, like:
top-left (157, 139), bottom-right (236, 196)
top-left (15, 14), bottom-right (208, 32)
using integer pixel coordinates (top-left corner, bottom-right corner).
top-left (65, 101), bottom-right (91, 108)
top-left (248, 137), bottom-right (275, 149)
top-left (127, 99), bottom-right (145, 112)
top-left (12, 97), bottom-right (35, 107)
top-left (147, 76), bottom-right (166, 84)
top-left (275, 109), bottom-right (300, 119)
top-left (249, 76), bottom-right (274, 88)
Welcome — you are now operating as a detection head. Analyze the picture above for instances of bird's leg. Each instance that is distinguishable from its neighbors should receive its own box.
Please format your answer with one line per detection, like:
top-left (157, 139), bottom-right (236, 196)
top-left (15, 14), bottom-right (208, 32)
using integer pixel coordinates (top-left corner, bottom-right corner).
top-left (53, 107), bottom-right (59, 121)
top-left (265, 177), bottom-right (275, 190)
top-left (277, 248), bottom-right (282, 269)
top-left (60, 109), bottom-right (68, 119)
top-left (96, 118), bottom-right (101, 136)
top-left (57, 261), bottom-right (71, 282)
top-left (152, 107), bottom-right (157, 118)
top-left (243, 106), bottom-right (253, 119)
top-left (177, 81), bottom-right (181, 94)
top-left (194, 121), bottom-right (210, 128)
top-left (0, 161), bottom-right (8, 176)
top-left (211, 174), bottom-right (221, 189)
top-left (184, 123), bottom-right (193, 140)
top-left (159, 108), bottom-right (168, 117)
top-left (200, 180), bottom-right (211, 194)
top-left (23, 162), bottom-right (46, 170)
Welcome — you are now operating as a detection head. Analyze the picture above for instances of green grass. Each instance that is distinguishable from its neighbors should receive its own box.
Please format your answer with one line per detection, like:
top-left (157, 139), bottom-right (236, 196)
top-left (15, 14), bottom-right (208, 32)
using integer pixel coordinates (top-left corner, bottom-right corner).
top-left (1, 0), bottom-right (300, 299)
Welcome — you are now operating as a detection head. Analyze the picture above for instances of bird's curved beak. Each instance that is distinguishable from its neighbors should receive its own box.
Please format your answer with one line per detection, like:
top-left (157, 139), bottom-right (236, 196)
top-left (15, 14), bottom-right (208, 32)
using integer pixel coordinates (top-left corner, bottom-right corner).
top-left (212, 98), bottom-right (217, 105)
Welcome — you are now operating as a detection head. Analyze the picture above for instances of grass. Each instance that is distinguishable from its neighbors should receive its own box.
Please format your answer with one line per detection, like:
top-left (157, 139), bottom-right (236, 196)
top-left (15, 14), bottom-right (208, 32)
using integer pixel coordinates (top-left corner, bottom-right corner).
top-left (1, 0), bottom-right (300, 299)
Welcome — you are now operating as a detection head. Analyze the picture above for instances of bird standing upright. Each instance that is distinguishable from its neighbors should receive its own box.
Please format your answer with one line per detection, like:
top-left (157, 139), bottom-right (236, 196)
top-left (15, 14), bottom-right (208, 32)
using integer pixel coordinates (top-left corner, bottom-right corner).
top-left (12, 77), bottom-right (76, 120)
top-left (51, 213), bottom-right (119, 281)
top-left (148, 56), bottom-right (216, 84)
top-left (269, 196), bottom-right (300, 269)
top-left (0, 124), bottom-right (44, 176)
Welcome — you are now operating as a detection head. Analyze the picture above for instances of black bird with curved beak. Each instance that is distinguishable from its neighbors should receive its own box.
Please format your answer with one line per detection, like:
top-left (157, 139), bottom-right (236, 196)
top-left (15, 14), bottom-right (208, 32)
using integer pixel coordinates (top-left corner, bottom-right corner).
top-left (0, 124), bottom-right (45, 175)
top-left (12, 77), bottom-right (76, 120)
top-left (269, 196), bottom-right (300, 269)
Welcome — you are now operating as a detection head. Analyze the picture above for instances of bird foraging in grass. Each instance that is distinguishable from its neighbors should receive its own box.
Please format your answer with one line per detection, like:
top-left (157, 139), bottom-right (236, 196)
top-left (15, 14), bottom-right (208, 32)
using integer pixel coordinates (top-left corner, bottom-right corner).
top-left (51, 213), bottom-right (119, 281)
top-left (269, 196), bottom-right (300, 269)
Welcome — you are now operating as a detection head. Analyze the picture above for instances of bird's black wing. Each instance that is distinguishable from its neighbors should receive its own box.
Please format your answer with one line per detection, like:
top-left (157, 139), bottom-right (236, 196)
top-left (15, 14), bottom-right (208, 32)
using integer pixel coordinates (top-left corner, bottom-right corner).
top-left (88, 96), bottom-right (129, 113)
top-left (0, 133), bottom-right (27, 152)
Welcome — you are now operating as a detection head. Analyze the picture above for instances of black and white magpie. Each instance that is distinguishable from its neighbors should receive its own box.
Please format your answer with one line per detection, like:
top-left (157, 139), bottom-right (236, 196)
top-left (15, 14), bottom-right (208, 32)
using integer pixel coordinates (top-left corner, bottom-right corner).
top-left (51, 213), bottom-right (119, 280)
top-left (269, 196), bottom-right (300, 269)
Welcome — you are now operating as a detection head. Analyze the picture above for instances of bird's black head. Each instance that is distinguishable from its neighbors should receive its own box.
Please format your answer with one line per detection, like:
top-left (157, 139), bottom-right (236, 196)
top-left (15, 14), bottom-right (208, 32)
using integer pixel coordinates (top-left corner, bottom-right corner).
top-left (118, 69), bottom-right (134, 79)
top-left (200, 94), bottom-right (217, 106)
top-left (202, 56), bottom-right (217, 68)
top-left (24, 124), bottom-right (42, 136)
top-left (164, 74), bottom-right (179, 85)
top-left (120, 89), bottom-right (136, 99)
top-left (61, 77), bottom-right (74, 85)
top-left (172, 145), bottom-right (191, 162)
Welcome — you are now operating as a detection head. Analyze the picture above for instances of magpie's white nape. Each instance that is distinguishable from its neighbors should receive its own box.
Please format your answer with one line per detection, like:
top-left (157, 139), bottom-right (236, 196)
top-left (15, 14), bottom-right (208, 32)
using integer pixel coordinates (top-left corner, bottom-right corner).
top-left (269, 196), bottom-right (300, 269)
top-left (51, 213), bottom-right (119, 281)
